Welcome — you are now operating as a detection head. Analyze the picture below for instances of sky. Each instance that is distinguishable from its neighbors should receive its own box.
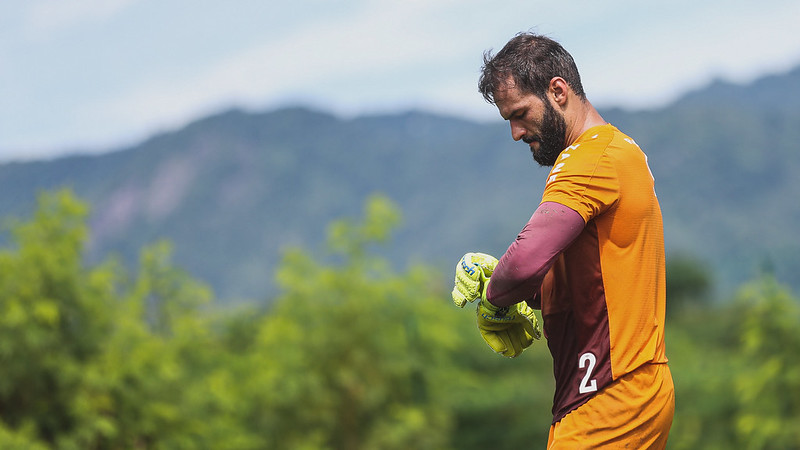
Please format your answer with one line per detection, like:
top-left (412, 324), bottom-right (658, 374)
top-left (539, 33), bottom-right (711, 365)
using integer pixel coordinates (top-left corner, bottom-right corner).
top-left (2, 0), bottom-right (800, 162)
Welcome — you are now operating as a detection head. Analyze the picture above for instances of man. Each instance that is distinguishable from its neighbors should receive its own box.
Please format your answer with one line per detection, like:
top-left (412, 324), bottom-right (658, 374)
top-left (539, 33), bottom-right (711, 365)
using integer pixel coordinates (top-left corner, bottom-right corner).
top-left (452, 32), bottom-right (675, 448)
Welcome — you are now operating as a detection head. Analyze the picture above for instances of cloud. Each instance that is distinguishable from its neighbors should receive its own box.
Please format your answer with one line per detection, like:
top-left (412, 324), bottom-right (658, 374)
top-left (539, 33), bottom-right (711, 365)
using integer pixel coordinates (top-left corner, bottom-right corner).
top-left (4, 0), bottom-right (800, 159)
top-left (74, 2), bottom-right (485, 137)
top-left (24, 0), bottom-right (141, 38)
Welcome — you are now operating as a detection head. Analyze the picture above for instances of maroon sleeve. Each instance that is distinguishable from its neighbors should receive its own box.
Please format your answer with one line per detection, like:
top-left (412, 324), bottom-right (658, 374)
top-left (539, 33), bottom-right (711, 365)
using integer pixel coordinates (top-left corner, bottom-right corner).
top-left (486, 201), bottom-right (585, 308)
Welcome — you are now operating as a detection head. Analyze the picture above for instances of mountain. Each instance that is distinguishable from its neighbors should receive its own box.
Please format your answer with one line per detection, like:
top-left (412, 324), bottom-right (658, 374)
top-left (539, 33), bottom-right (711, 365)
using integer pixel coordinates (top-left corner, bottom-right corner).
top-left (604, 65), bottom-right (800, 293)
top-left (2, 67), bottom-right (799, 301)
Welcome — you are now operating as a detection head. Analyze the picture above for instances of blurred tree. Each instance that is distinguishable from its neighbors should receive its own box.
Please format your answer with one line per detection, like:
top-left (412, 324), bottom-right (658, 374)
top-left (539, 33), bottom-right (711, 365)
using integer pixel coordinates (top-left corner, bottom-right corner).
top-left (667, 275), bottom-right (800, 450)
top-left (75, 241), bottom-right (233, 449)
top-left (240, 194), bottom-right (556, 449)
top-left (666, 305), bottom-right (741, 449)
top-left (0, 422), bottom-right (48, 450)
top-left (28, 190), bottom-right (800, 449)
top-left (666, 252), bottom-right (714, 316)
top-left (0, 190), bottom-right (111, 447)
top-left (241, 194), bottom-right (457, 449)
top-left (733, 276), bottom-right (800, 448)
top-left (0, 190), bottom-right (242, 449)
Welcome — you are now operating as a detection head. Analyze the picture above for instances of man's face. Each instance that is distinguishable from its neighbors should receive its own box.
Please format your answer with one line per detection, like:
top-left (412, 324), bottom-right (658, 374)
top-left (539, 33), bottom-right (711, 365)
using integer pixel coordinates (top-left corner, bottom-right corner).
top-left (494, 79), bottom-right (567, 167)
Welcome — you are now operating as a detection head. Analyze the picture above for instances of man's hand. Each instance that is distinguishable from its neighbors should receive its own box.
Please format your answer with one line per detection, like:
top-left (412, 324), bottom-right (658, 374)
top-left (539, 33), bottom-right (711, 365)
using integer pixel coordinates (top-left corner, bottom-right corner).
top-left (452, 252), bottom-right (498, 307)
top-left (476, 298), bottom-right (542, 358)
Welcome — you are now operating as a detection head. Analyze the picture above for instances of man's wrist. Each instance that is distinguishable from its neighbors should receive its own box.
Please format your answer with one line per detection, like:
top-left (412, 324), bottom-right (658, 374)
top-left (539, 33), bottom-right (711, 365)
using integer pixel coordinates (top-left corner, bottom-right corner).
top-left (479, 297), bottom-right (511, 318)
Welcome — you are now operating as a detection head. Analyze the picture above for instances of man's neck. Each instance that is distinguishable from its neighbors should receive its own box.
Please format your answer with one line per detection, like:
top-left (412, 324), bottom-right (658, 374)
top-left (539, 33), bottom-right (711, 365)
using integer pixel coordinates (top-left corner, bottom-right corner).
top-left (565, 100), bottom-right (606, 146)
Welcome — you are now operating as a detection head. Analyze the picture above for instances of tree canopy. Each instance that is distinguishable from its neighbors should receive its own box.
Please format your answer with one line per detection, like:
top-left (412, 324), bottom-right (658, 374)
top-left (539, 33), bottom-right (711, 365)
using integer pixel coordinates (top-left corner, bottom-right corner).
top-left (0, 190), bottom-right (798, 449)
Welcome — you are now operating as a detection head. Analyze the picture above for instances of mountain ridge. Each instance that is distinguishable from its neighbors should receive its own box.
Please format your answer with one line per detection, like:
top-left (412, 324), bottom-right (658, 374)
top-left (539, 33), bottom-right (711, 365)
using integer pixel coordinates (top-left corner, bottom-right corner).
top-left (2, 67), bottom-right (799, 301)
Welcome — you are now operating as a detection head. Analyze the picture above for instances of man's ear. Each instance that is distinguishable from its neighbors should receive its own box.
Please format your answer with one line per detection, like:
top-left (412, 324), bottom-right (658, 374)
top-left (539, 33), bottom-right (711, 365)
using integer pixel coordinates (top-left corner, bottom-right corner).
top-left (549, 77), bottom-right (569, 106)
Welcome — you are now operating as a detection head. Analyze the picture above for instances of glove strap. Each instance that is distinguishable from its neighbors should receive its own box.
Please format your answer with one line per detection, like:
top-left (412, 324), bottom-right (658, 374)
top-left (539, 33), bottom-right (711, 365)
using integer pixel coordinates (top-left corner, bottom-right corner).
top-left (478, 298), bottom-right (514, 322)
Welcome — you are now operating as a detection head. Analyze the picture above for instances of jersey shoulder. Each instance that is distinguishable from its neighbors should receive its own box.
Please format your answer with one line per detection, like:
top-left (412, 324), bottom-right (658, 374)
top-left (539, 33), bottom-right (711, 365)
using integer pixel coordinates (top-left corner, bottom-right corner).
top-left (542, 125), bottom-right (624, 221)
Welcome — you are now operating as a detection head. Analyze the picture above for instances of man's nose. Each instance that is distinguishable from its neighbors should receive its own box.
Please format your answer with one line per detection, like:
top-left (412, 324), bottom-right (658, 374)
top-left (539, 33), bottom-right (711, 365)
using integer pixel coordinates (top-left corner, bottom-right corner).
top-left (510, 121), bottom-right (525, 141)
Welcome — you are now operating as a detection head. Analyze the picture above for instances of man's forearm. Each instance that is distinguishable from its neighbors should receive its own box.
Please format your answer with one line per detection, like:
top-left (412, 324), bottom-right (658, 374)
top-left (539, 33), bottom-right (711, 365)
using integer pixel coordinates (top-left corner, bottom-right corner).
top-left (487, 202), bottom-right (585, 307)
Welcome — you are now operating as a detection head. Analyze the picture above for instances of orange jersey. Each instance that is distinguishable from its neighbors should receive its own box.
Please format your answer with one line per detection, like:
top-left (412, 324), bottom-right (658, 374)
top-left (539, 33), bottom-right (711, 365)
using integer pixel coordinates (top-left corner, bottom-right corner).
top-left (539, 124), bottom-right (668, 422)
top-left (547, 363), bottom-right (674, 449)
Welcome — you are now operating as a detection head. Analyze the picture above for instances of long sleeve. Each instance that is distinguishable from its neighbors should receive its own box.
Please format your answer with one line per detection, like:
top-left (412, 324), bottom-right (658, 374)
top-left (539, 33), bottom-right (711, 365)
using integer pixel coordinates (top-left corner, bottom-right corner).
top-left (486, 201), bottom-right (585, 307)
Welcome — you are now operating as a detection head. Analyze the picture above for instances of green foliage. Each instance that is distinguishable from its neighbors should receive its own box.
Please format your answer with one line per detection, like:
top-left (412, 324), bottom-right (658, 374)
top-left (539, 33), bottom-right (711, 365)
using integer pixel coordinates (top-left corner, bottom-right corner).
top-left (666, 252), bottom-right (714, 316)
top-left (0, 190), bottom-right (107, 447)
top-left (249, 196), bottom-right (452, 448)
top-left (665, 307), bottom-right (740, 449)
top-left (0, 191), bottom-right (555, 449)
top-left (3, 189), bottom-right (800, 449)
top-left (0, 190), bottom-right (222, 448)
top-left (326, 193), bottom-right (402, 258)
top-left (667, 275), bottom-right (800, 449)
top-left (262, 194), bottom-right (554, 449)
top-left (733, 277), bottom-right (800, 448)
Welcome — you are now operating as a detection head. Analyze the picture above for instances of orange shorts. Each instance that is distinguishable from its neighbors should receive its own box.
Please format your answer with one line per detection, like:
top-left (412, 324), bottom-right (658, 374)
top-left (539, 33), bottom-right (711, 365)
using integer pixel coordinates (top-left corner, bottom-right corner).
top-left (547, 363), bottom-right (674, 449)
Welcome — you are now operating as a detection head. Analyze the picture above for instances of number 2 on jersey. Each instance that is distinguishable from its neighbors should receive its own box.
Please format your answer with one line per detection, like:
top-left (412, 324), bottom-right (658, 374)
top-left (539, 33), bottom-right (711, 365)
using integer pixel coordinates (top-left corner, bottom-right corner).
top-left (578, 352), bottom-right (598, 394)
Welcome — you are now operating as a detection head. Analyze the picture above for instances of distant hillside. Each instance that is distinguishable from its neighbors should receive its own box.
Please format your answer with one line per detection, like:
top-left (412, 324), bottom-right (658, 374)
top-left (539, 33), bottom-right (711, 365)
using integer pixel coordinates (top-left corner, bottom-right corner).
top-left (1, 66), bottom-right (799, 301)
top-left (605, 65), bottom-right (800, 293)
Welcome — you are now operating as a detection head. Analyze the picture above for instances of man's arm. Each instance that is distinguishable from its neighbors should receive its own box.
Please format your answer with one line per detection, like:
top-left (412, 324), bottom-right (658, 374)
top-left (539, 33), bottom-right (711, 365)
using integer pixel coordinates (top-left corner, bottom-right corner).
top-left (486, 201), bottom-right (585, 307)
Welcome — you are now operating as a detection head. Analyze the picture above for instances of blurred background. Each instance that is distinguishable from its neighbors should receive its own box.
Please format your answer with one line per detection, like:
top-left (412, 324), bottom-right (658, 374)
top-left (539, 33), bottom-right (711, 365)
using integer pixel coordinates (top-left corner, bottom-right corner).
top-left (1, 1), bottom-right (799, 448)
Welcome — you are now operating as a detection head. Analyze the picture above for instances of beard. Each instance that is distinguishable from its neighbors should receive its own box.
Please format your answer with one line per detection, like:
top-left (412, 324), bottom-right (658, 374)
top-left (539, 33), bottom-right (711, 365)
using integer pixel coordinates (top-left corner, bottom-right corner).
top-left (525, 99), bottom-right (567, 167)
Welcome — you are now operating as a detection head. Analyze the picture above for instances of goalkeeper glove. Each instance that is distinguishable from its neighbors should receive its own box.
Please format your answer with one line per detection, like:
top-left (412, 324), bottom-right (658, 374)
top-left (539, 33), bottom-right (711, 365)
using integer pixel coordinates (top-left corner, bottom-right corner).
top-left (452, 252), bottom-right (498, 307)
top-left (476, 298), bottom-right (542, 358)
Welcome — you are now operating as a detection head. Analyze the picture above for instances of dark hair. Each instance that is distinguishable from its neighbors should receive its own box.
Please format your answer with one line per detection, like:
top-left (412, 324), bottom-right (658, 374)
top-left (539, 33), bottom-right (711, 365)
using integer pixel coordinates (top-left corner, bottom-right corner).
top-left (478, 32), bottom-right (586, 104)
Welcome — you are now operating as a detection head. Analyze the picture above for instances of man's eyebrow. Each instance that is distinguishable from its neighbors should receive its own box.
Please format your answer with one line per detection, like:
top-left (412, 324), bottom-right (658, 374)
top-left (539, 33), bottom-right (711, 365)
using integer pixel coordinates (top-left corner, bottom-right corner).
top-left (503, 108), bottom-right (523, 121)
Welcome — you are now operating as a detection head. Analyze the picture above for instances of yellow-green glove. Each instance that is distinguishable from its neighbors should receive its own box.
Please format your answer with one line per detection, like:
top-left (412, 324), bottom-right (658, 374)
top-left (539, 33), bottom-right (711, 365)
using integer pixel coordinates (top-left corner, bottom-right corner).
top-left (452, 252), bottom-right (498, 307)
top-left (477, 298), bottom-right (542, 358)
